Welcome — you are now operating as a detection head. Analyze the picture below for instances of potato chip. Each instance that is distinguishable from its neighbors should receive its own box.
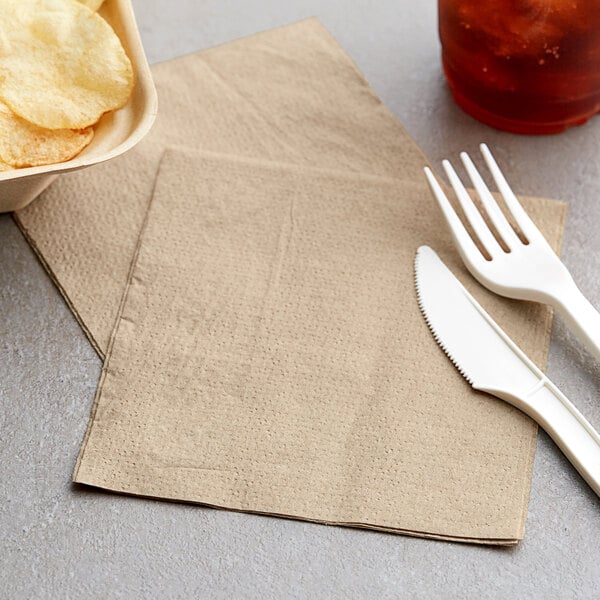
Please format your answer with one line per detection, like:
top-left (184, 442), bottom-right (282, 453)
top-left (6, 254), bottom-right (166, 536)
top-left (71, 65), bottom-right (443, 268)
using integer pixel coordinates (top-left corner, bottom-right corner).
top-left (0, 101), bottom-right (93, 168)
top-left (78, 0), bottom-right (105, 10)
top-left (0, 0), bottom-right (134, 130)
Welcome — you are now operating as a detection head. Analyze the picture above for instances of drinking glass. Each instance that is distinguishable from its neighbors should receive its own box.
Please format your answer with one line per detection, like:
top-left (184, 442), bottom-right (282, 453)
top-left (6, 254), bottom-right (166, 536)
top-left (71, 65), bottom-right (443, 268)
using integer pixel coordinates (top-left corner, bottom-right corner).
top-left (439, 0), bottom-right (600, 134)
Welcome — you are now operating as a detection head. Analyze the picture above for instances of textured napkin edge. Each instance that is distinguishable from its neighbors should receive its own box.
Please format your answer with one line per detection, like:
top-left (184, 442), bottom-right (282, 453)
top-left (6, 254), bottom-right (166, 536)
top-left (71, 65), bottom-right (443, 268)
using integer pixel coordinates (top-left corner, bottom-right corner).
top-left (540, 199), bottom-right (569, 372)
top-left (514, 199), bottom-right (568, 539)
top-left (71, 161), bottom-right (160, 481)
top-left (73, 479), bottom-right (519, 545)
top-left (481, 199), bottom-right (568, 541)
top-left (12, 212), bottom-right (106, 359)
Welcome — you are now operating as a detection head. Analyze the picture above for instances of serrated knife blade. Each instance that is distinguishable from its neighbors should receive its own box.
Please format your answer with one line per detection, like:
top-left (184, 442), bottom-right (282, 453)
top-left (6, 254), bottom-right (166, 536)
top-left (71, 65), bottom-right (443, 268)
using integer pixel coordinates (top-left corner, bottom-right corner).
top-left (415, 245), bottom-right (600, 498)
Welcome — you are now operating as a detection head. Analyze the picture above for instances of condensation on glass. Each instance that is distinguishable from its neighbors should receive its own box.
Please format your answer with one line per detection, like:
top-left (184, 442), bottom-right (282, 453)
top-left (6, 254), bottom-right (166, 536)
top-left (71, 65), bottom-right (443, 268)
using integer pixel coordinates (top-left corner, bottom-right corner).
top-left (439, 1), bottom-right (600, 134)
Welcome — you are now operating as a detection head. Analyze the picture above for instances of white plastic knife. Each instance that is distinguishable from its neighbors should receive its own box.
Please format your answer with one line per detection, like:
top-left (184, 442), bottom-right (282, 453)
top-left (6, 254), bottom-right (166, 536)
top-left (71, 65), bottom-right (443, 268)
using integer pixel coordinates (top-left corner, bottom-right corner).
top-left (415, 245), bottom-right (600, 498)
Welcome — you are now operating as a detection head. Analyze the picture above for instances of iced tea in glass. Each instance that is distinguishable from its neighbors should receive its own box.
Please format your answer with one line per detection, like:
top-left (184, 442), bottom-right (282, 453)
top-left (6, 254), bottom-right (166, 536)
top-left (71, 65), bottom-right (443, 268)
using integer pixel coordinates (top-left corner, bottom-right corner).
top-left (439, 1), bottom-right (600, 134)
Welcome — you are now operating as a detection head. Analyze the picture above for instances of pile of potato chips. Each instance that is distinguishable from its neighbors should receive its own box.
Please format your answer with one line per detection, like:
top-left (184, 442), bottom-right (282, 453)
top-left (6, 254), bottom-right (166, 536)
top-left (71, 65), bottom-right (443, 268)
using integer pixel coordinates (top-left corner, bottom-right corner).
top-left (0, 0), bottom-right (134, 170)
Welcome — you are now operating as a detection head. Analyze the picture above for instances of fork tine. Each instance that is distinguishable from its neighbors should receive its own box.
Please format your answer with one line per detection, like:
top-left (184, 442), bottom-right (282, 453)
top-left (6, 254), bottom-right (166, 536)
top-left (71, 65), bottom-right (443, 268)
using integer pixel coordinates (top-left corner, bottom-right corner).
top-left (479, 143), bottom-right (543, 243)
top-left (424, 167), bottom-right (487, 268)
top-left (441, 159), bottom-right (505, 258)
top-left (460, 151), bottom-right (522, 251)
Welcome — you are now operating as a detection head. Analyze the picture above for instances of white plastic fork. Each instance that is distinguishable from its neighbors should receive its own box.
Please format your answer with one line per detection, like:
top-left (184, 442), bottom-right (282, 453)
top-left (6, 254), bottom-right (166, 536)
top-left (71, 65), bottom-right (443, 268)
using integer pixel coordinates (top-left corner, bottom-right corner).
top-left (424, 143), bottom-right (600, 364)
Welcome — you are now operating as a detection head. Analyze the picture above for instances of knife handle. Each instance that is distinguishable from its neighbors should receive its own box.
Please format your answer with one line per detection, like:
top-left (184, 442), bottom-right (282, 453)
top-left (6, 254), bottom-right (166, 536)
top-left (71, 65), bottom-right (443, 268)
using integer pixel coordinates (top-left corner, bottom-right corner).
top-left (481, 378), bottom-right (600, 498)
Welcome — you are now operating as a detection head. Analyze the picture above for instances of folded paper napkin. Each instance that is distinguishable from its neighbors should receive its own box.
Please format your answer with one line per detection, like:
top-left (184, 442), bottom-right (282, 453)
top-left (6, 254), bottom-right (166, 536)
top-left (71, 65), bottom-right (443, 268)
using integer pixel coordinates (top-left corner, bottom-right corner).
top-left (14, 19), bottom-right (567, 544)
top-left (75, 149), bottom-right (564, 544)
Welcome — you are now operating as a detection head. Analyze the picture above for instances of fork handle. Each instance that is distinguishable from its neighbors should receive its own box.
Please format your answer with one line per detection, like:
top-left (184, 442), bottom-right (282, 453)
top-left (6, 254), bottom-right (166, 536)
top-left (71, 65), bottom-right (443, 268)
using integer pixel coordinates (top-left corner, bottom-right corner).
top-left (551, 279), bottom-right (600, 364)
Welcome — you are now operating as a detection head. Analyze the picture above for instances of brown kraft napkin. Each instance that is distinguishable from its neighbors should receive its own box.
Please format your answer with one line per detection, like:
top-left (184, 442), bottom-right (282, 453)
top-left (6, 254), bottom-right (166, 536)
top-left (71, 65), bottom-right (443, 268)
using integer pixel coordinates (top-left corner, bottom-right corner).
top-left (74, 148), bottom-right (566, 545)
top-left (14, 18), bottom-right (433, 357)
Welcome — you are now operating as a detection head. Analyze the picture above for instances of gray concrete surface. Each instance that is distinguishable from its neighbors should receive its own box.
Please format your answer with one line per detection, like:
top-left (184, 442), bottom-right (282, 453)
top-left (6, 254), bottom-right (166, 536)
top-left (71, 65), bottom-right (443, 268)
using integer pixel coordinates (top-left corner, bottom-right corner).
top-left (2, 1), bottom-right (600, 598)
